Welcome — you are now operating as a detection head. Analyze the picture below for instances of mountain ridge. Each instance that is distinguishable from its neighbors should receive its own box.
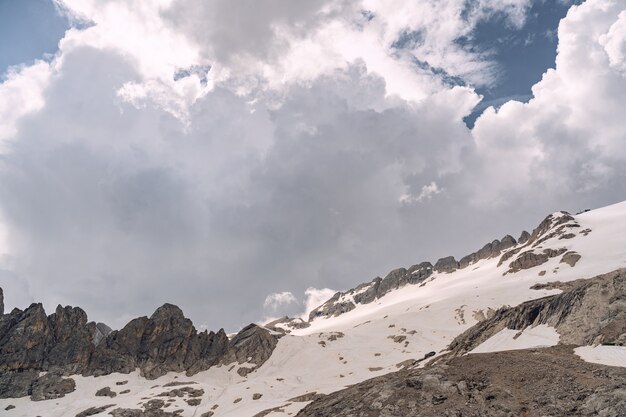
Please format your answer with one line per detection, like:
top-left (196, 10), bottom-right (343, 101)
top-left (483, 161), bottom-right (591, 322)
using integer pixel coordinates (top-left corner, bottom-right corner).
top-left (1, 200), bottom-right (625, 416)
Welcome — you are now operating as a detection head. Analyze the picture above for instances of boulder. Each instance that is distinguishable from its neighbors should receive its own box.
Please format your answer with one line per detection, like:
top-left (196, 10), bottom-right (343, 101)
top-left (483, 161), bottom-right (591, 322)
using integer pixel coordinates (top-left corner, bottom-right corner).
top-left (95, 386), bottom-right (116, 398)
top-left (30, 373), bottom-right (76, 401)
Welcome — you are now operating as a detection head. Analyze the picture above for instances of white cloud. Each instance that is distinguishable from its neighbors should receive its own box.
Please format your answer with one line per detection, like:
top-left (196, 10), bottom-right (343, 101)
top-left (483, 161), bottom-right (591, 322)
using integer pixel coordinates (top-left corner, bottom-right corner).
top-left (301, 287), bottom-right (336, 320)
top-left (600, 10), bottom-right (626, 73)
top-left (0, 0), bottom-right (625, 332)
top-left (0, 61), bottom-right (51, 144)
top-left (470, 0), bottom-right (626, 207)
top-left (399, 181), bottom-right (442, 205)
top-left (263, 291), bottom-right (298, 311)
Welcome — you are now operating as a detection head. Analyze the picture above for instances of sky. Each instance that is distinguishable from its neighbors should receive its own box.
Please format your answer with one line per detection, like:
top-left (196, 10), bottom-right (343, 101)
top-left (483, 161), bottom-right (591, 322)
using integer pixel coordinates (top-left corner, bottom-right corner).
top-left (0, 0), bottom-right (625, 332)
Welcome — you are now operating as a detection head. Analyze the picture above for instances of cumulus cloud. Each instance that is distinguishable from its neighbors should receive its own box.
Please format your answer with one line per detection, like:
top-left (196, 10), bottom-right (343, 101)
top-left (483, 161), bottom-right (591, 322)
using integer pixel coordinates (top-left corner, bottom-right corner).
top-left (0, 61), bottom-right (51, 144)
top-left (264, 291), bottom-right (298, 312)
top-left (0, 0), bottom-right (624, 333)
top-left (301, 288), bottom-right (337, 320)
top-left (470, 0), bottom-right (626, 207)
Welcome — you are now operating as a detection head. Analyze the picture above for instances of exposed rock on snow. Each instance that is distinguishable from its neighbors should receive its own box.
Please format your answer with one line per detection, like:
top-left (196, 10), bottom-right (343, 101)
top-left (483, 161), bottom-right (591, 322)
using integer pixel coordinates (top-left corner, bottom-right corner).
top-left (459, 235), bottom-right (517, 269)
top-left (434, 256), bottom-right (458, 273)
top-left (518, 230), bottom-right (530, 245)
top-left (448, 269), bottom-right (626, 356)
top-left (75, 404), bottom-right (116, 417)
top-left (561, 251), bottom-right (582, 267)
top-left (506, 247), bottom-right (567, 274)
top-left (30, 374), bottom-right (76, 401)
top-left (95, 386), bottom-right (116, 398)
top-left (308, 262), bottom-right (435, 320)
top-left (222, 324), bottom-right (278, 368)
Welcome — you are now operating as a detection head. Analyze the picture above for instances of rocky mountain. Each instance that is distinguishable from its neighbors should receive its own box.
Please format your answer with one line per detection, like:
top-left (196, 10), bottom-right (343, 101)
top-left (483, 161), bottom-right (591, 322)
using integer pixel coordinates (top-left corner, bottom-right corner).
top-left (0, 302), bottom-right (278, 401)
top-left (1, 200), bottom-right (625, 416)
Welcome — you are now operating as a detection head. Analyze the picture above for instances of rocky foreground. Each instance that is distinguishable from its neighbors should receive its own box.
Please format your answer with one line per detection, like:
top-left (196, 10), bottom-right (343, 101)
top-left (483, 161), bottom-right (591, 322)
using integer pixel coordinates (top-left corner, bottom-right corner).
top-left (296, 346), bottom-right (626, 417)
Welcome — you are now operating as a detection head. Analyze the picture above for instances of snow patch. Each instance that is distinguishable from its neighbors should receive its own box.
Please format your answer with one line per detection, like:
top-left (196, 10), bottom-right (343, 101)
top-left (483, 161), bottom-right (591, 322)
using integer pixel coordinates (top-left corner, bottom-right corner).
top-left (575, 345), bottom-right (626, 368)
top-left (470, 325), bottom-right (560, 354)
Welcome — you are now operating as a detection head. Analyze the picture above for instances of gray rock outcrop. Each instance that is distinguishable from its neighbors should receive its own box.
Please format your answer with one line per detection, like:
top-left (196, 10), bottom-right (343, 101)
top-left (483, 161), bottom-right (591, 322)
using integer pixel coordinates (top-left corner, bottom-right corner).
top-left (448, 268), bottom-right (626, 355)
top-left (458, 235), bottom-right (517, 269)
top-left (30, 373), bottom-right (76, 401)
top-left (561, 251), bottom-right (582, 267)
top-left (518, 230), bottom-right (530, 245)
top-left (308, 263), bottom-right (434, 320)
top-left (223, 324), bottom-right (278, 367)
top-left (434, 256), bottom-right (458, 273)
top-left (0, 370), bottom-right (39, 398)
top-left (505, 247), bottom-right (567, 274)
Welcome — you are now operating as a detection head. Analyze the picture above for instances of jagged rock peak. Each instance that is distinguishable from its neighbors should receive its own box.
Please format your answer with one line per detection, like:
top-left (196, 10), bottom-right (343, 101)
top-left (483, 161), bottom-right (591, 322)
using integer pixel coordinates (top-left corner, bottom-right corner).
top-left (434, 256), bottom-right (458, 273)
top-left (498, 211), bottom-right (581, 270)
top-left (0, 287), bottom-right (3, 316)
top-left (149, 303), bottom-right (186, 321)
top-left (0, 300), bottom-right (279, 394)
top-left (458, 235), bottom-right (518, 269)
top-left (518, 230), bottom-right (530, 245)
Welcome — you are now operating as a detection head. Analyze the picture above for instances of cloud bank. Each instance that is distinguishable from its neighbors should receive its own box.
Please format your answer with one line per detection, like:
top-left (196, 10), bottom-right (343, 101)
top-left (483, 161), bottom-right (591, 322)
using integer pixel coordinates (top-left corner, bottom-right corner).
top-left (0, 0), bottom-right (625, 331)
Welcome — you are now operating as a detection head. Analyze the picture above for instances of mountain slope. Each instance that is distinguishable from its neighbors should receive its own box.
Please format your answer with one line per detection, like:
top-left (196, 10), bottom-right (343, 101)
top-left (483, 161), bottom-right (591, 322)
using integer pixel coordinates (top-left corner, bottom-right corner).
top-left (1, 200), bottom-right (626, 416)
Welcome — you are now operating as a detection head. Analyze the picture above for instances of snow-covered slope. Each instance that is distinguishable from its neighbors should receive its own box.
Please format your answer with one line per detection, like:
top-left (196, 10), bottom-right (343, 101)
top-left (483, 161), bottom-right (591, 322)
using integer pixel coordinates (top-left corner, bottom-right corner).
top-left (2, 201), bottom-right (626, 417)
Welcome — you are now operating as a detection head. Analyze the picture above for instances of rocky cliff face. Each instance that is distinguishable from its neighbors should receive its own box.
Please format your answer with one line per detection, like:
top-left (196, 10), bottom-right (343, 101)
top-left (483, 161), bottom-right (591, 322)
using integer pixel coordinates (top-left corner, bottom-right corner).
top-left (447, 268), bottom-right (626, 356)
top-left (0, 295), bottom-right (279, 398)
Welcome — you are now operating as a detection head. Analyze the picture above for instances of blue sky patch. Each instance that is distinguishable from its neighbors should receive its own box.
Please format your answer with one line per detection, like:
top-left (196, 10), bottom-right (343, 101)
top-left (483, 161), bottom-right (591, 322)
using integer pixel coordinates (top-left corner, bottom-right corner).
top-left (0, 0), bottom-right (70, 78)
